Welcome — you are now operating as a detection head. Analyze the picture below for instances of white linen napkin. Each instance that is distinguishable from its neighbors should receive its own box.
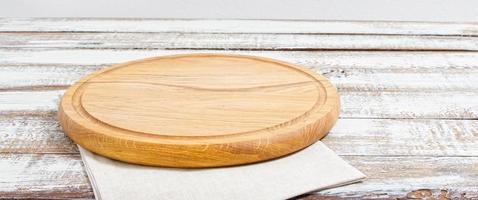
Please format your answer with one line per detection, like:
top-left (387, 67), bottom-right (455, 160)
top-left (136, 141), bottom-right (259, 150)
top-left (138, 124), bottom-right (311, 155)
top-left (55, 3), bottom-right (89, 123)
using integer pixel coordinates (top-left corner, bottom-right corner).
top-left (79, 141), bottom-right (365, 200)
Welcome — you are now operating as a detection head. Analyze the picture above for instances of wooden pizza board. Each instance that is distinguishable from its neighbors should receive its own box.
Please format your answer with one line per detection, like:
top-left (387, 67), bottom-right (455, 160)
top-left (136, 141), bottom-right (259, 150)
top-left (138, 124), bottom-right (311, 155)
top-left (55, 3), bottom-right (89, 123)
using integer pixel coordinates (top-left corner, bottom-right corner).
top-left (58, 54), bottom-right (339, 168)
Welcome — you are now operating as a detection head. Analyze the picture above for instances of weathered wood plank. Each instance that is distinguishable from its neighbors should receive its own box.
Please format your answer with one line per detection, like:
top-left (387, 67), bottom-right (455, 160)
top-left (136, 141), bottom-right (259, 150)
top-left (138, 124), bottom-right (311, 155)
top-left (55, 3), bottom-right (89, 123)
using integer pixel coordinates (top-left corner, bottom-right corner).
top-left (0, 153), bottom-right (93, 199)
top-left (2, 115), bottom-right (477, 157)
top-left (2, 32), bottom-right (478, 50)
top-left (328, 119), bottom-right (478, 156)
top-left (317, 156), bottom-right (478, 199)
top-left (1, 18), bottom-right (478, 36)
top-left (2, 89), bottom-right (477, 119)
top-left (2, 153), bottom-right (477, 199)
top-left (0, 115), bottom-right (77, 154)
top-left (0, 64), bottom-right (101, 91)
top-left (305, 189), bottom-right (478, 199)
top-left (0, 90), bottom-right (63, 113)
top-left (1, 50), bottom-right (478, 92)
top-left (2, 64), bottom-right (477, 92)
top-left (4, 49), bottom-right (478, 69)
top-left (341, 90), bottom-right (478, 119)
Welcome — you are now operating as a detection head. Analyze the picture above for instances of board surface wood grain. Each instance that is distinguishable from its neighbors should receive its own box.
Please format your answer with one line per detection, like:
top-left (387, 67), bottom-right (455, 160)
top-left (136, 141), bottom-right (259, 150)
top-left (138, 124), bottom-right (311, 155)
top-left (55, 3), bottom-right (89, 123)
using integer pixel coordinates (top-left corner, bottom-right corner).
top-left (58, 54), bottom-right (339, 167)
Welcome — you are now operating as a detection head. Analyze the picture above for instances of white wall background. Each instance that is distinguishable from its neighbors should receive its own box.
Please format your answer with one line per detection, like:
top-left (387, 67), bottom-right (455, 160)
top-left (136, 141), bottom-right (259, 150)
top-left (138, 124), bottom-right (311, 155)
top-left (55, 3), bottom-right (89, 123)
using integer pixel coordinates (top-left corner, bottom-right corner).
top-left (1, 0), bottom-right (478, 22)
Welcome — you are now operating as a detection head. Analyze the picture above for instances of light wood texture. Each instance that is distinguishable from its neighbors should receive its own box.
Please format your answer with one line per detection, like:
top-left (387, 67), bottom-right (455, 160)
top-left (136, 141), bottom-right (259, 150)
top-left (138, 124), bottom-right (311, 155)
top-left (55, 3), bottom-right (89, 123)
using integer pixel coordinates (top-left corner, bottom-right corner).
top-left (58, 54), bottom-right (340, 167)
top-left (1, 18), bottom-right (478, 199)
top-left (4, 89), bottom-right (477, 119)
top-left (3, 115), bottom-right (478, 157)
top-left (3, 32), bottom-right (478, 50)
top-left (1, 154), bottom-right (477, 200)
top-left (1, 18), bottom-right (478, 35)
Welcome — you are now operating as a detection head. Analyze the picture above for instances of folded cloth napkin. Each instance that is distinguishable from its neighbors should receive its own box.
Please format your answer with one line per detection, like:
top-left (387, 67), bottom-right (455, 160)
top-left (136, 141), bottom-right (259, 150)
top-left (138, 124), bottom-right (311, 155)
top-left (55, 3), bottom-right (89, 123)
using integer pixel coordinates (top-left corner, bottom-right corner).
top-left (79, 141), bottom-right (365, 200)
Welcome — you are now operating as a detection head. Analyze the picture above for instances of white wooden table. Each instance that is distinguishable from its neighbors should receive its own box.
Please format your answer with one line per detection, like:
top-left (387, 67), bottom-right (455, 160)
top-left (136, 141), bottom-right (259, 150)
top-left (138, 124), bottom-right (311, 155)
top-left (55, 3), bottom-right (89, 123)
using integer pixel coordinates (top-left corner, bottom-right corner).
top-left (0, 18), bottom-right (477, 199)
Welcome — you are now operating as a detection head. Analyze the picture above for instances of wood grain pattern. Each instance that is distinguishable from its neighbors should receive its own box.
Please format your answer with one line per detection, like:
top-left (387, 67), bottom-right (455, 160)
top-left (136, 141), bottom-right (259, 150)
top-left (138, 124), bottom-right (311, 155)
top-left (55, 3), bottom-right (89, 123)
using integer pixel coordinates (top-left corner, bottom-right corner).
top-left (2, 153), bottom-right (477, 200)
top-left (0, 154), bottom-right (93, 199)
top-left (2, 32), bottom-right (478, 50)
top-left (0, 115), bottom-right (77, 153)
top-left (1, 18), bottom-right (478, 199)
top-left (4, 89), bottom-right (477, 119)
top-left (2, 115), bottom-right (478, 157)
top-left (2, 63), bottom-right (478, 93)
top-left (2, 50), bottom-right (478, 92)
top-left (3, 49), bottom-right (478, 70)
top-left (1, 18), bottom-right (477, 36)
top-left (58, 54), bottom-right (340, 167)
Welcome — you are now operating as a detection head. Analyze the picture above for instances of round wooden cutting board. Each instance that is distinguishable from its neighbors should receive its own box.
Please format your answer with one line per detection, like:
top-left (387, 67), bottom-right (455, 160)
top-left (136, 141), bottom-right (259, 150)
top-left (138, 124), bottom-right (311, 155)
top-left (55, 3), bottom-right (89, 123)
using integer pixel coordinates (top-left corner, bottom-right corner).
top-left (59, 54), bottom-right (339, 168)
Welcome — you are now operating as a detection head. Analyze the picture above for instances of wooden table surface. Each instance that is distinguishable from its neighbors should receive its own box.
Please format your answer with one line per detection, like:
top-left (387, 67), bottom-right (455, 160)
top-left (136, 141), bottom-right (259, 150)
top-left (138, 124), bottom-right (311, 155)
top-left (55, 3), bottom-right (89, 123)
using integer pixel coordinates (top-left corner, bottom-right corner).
top-left (0, 18), bottom-right (477, 199)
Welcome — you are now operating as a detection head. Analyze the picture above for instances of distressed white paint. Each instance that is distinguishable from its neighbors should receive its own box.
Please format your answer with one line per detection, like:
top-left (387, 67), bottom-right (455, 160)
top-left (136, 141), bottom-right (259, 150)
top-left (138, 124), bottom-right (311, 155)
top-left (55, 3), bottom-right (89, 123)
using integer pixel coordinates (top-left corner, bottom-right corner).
top-left (1, 64), bottom-right (478, 91)
top-left (2, 50), bottom-right (478, 91)
top-left (0, 116), bottom-right (76, 153)
top-left (0, 65), bottom-right (103, 89)
top-left (325, 119), bottom-right (478, 156)
top-left (3, 49), bottom-right (478, 69)
top-left (0, 90), bottom-right (63, 112)
top-left (1, 18), bottom-right (478, 35)
top-left (341, 91), bottom-right (478, 119)
top-left (0, 154), bottom-right (91, 198)
top-left (322, 156), bottom-right (478, 196)
top-left (323, 175), bottom-right (471, 196)
top-left (2, 32), bottom-right (478, 50)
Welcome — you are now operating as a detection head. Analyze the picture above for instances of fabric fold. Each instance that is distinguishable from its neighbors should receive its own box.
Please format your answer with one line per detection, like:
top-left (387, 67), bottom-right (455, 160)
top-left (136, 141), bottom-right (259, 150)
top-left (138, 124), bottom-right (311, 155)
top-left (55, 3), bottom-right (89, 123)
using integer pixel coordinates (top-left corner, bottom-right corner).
top-left (79, 141), bottom-right (365, 200)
